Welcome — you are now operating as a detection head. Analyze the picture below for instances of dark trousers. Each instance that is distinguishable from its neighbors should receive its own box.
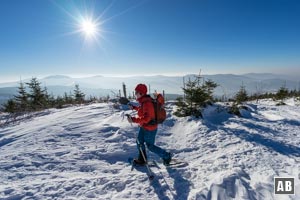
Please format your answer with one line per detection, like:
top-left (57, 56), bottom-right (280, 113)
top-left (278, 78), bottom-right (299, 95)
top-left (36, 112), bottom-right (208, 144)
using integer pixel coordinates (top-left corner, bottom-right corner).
top-left (137, 127), bottom-right (169, 159)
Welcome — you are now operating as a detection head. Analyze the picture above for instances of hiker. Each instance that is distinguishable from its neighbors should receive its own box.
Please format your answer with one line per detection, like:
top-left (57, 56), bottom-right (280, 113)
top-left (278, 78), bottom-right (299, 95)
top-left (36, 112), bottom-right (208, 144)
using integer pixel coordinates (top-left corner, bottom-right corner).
top-left (127, 83), bottom-right (172, 165)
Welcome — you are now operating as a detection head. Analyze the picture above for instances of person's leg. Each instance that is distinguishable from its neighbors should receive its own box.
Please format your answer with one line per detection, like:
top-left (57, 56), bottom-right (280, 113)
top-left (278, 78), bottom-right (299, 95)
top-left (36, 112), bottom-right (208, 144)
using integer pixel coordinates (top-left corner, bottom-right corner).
top-left (136, 127), bottom-right (145, 150)
top-left (144, 129), bottom-right (170, 160)
top-left (135, 127), bottom-right (147, 164)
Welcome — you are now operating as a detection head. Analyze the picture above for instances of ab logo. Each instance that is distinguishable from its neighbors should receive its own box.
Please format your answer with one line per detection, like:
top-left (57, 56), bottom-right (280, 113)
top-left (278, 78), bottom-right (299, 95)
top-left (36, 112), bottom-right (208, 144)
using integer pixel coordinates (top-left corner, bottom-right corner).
top-left (274, 177), bottom-right (295, 195)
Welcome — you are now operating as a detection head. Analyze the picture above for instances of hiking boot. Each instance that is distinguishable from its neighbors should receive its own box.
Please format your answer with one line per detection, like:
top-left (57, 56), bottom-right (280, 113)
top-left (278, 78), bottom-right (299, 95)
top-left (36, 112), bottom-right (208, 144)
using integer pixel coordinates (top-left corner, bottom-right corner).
top-left (163, 152), bottom-right (172, 165)
top-left (133, 158), bottom-right (146, 165)
top-left (133, 150), bottom-right (147, 165)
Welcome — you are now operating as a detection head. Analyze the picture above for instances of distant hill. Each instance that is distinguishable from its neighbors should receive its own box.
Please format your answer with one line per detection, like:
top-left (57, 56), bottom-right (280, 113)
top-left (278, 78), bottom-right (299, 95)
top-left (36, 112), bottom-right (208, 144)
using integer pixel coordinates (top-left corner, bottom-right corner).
top-left (0, 73), bottom-right (299, 105)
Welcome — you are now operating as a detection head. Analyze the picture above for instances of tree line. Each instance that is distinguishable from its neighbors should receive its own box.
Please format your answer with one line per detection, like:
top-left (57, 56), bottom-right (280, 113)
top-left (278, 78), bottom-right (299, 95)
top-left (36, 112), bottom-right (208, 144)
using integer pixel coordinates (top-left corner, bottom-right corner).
top-left (174, 75), bottom-right (300, 117)
top-left (2, 76), bottom-right (300, 117)
top-left (2, 77), bottom-right (95, 113)
top-left (232, 84), bottom-right (300, 105)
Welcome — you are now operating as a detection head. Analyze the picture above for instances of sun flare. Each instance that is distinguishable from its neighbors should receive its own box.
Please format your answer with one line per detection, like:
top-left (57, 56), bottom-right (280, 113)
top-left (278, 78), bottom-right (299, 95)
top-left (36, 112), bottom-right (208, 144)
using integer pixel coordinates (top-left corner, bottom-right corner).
top-left (79, 18), bottom-right (98, 38)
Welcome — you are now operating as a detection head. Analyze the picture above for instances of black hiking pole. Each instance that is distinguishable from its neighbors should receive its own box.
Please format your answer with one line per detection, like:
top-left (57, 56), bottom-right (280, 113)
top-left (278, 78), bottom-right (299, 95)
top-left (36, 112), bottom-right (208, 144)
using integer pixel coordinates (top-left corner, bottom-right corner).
top-left (136, 139), bottom-right (155, 181)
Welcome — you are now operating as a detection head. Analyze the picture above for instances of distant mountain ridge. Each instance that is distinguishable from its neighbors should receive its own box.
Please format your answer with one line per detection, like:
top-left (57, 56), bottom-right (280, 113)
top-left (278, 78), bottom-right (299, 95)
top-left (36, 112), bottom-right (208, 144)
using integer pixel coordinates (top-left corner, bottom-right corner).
top-left (0, 73), bottom-right (299, 105)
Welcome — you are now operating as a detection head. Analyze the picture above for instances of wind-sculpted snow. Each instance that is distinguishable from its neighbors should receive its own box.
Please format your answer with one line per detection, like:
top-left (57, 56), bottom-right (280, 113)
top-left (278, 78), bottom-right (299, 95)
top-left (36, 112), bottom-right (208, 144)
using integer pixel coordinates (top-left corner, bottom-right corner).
top-left (0, 100), bottom-right (299, 199)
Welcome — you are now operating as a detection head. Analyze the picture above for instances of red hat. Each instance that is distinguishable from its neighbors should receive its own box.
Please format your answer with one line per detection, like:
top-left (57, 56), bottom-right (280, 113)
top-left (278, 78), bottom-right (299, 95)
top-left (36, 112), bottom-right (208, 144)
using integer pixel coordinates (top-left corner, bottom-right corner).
top-left (135, 84), bottom-right (147, 95)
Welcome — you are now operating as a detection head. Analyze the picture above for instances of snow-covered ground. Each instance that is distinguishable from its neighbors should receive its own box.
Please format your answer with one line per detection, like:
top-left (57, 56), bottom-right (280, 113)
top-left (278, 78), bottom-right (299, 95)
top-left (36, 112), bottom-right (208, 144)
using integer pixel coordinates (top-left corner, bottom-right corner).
top-left (0, 99), bottom-right (299, 200)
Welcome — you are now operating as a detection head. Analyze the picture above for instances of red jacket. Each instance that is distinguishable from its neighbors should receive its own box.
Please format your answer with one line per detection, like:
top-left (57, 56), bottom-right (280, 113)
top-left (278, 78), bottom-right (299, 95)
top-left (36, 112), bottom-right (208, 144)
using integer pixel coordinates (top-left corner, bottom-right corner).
top-left (132, 95), bottom-right (158, 131)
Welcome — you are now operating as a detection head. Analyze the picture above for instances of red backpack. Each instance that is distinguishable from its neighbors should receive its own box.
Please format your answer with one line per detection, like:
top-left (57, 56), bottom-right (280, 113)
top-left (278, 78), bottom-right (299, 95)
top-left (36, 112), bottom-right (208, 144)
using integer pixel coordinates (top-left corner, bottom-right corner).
top-left (152, 93), bottom-right (167, 124)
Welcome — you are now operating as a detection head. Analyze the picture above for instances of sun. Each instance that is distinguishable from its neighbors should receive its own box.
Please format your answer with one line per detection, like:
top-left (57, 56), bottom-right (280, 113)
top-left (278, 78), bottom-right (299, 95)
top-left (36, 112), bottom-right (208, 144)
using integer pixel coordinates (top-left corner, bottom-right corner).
top-left (79, 18), bottom-right (99, 38)
top-left (53, 0), bottom-right (145, 46)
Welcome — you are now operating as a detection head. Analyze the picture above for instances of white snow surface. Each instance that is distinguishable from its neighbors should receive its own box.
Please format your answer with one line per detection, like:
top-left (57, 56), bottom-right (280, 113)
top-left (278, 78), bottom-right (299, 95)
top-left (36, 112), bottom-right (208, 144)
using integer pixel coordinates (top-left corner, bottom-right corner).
top-left (0, 99), bottom-right (300, 200)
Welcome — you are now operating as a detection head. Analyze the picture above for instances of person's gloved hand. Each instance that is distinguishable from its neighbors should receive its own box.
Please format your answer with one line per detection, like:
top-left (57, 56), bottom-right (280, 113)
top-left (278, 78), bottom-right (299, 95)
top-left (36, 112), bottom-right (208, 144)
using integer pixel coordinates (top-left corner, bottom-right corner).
top-left (126, 114), bottom-right (133, 123)
top-left (127, 116), bottom-right (133, 123)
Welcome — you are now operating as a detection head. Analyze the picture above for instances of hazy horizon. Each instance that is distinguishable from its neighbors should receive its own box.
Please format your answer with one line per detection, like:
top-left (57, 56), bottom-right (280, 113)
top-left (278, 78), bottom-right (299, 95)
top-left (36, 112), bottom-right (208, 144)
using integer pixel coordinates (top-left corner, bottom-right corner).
top-left (1, 70), bottom-right (300, 84)
top-left (0, 71), bottom-right (299, 105)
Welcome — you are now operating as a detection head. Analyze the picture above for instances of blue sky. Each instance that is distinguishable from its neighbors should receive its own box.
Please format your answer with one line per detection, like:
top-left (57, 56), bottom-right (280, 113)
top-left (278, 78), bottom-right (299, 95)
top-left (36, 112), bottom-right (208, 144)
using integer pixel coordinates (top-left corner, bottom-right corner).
top-left (0, 0), bottom-right (300, 82)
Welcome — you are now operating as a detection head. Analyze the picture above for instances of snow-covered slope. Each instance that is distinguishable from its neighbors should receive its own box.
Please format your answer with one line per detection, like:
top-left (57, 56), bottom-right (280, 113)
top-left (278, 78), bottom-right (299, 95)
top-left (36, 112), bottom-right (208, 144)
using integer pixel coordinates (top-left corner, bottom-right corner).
top-left (0, 100), bottom-right (299, 199)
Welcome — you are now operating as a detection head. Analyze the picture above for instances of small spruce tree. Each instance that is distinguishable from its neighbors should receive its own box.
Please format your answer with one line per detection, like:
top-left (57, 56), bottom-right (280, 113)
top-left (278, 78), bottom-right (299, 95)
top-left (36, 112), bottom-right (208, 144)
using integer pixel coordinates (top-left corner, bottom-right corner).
top-left (275, 85), bottom-right (289, 105)
top-left (14, 82), bottom-right (29, 112)
top-left (3, 99), bottom-right (17, 113)
top-left (55, 95), bottom-right (64, 109)
top-left (175, 75), bottom-right (217, 118)
top-left (235, 85), bottom-right (248, 104)
top-left (26, 78), bottom-right (48, 111)
top-left (74, 84), bottom-right (85, 104)
top-left (64, 92), bottom-right (73, 104)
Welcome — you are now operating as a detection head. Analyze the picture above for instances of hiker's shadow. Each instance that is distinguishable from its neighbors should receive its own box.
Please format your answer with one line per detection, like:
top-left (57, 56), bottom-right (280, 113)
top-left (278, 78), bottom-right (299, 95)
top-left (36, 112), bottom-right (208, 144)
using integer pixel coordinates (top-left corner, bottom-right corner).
top-left (166, 167), bottom-right (191, 200)
top-left (150, 157), bottom-right (191, 200)
top-left (130, 163), bottom-right (170, 200)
